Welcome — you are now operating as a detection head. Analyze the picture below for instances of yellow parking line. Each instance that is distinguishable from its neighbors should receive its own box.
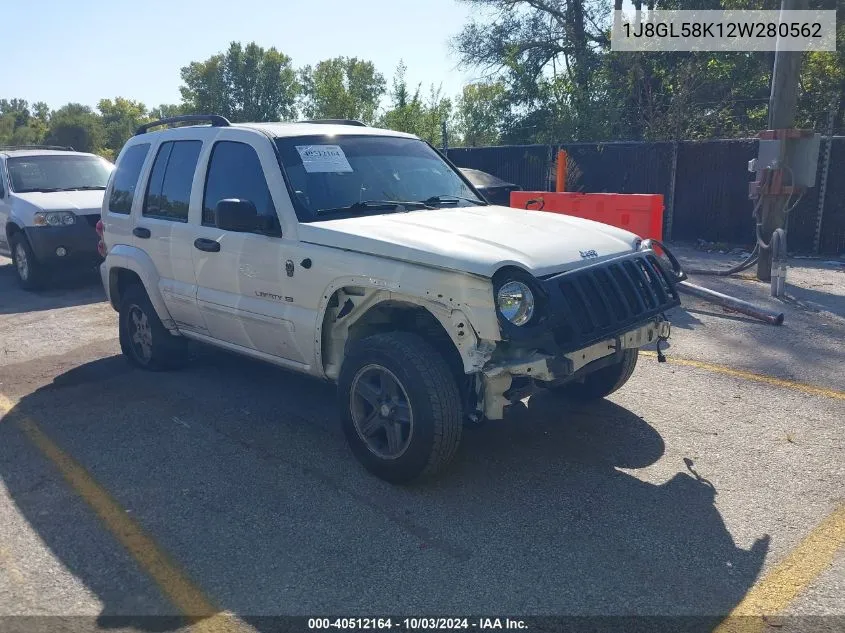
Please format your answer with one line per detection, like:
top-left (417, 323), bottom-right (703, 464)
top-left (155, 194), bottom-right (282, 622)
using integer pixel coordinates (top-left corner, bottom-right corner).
top-left (640, 351), bottom-right (845, 401)
top-left (0, 395), bottom-right (250, 633)
top-left (714, 503), bottom-right (845, 633)
top-left (638, 355), bottom-right (845, 631)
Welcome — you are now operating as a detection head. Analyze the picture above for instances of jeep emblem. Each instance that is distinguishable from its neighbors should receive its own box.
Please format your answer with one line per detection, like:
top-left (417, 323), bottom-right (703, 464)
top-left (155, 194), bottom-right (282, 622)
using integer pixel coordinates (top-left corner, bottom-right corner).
top-left (580, 249), bottom-right (599, 259)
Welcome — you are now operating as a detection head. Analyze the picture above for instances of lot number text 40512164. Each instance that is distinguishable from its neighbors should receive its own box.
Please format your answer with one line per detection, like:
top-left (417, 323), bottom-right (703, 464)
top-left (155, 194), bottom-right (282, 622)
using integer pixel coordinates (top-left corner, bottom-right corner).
top-left (307, 618), bottom-right (528, 630)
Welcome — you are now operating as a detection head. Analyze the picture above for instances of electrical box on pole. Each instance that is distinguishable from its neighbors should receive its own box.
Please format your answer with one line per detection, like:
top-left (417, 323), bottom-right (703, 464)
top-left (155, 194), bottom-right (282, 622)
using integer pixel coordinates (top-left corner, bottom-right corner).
top-left (752, 133), bottom-right (821, 189)
top-left (749, 129), bottom-right (819, 294)
top-left (753, 0), bottom-right (810, 285)
top-left (749, 130), bottom-right (821, 198)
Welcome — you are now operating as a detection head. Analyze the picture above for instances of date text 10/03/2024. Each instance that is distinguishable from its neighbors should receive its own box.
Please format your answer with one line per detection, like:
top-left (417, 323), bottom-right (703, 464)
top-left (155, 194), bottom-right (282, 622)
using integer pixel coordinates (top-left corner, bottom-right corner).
top-left (307, 618), bottom-right (528, 630)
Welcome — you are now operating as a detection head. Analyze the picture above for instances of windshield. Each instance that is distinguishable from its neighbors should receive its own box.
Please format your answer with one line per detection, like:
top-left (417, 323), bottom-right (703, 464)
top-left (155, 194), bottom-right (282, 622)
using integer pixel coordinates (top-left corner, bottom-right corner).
top-left (7, 155), bottom-right (113, 193)
top-left (274, 135), bottom-right (485, 222)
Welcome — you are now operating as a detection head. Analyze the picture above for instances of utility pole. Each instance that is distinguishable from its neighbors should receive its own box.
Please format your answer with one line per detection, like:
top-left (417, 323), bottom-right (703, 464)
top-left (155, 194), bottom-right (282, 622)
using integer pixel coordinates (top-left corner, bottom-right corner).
top-left (756, 0), bottom-right (807, 281)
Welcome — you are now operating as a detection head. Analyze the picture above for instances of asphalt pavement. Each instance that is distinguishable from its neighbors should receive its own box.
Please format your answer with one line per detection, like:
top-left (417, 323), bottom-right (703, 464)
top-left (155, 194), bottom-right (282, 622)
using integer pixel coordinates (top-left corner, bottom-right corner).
top-left (0, 248), bottom-right (843, 633)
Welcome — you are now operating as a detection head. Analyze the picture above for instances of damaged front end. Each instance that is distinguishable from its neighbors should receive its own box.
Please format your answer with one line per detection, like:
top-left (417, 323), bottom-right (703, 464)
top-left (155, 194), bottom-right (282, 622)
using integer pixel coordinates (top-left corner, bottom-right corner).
top-left (473, 248), bottom-right (681, 420)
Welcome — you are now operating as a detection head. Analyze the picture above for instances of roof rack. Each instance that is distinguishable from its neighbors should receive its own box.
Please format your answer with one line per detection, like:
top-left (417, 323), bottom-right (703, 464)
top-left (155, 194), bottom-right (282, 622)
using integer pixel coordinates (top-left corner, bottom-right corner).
top-left (135, 114), bottom-right (231, 136)
top-left (299, 119), bottom-right (367, 127)
top-left (0, 144), bottom-right (75, 152)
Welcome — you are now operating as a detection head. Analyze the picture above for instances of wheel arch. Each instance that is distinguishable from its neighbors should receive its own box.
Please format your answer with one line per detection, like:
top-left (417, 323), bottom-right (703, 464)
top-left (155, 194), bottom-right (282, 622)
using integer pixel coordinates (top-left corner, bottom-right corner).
top-left (5, 221), bottom-right (22, 243)
top-left (103, 245), bottom-right (176, 331)
top-left (317, 284), bottom-right (481, 389)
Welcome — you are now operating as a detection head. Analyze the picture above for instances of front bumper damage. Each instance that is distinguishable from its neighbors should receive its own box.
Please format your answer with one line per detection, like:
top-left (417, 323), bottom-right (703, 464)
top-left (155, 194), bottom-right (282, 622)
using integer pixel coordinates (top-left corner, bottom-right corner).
top-left (474, 248), bottom-right (681, 420)
top-left (479, 317), bottom-right (671, 420)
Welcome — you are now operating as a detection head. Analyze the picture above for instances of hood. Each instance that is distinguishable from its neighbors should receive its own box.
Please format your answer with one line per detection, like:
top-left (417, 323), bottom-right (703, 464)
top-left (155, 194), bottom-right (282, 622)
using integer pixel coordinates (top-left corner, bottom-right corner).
top-left (297, 205), bottom-right (641, 278)
top-left (13, 190), bottom-right (105, 215)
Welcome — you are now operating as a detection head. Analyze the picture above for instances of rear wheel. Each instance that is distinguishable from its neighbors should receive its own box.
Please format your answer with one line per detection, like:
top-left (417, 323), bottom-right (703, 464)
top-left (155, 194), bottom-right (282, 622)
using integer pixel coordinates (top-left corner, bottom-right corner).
top-left (551, 349), bottom-right (639, 401)
top-left (338, 332), bottom-right (462, 483)
top-left (10, 233), bottom-right (43, 290)
top-left (119, 284), bottom-right (186, 371)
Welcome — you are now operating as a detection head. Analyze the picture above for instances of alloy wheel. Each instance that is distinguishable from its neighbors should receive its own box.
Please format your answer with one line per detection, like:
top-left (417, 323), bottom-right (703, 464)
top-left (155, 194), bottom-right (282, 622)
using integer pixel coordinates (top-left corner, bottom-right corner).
top-left (14, 243), bottom-right (29, 281)
top-left (128, 305), bottom-right (153, 364)
top-left (350, 364), bottom-right (414, 459)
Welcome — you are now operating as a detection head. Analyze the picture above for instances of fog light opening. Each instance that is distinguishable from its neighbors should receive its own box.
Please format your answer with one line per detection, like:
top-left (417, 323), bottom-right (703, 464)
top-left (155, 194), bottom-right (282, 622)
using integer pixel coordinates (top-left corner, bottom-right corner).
top-left (55, 247), bottom-right (67, 257)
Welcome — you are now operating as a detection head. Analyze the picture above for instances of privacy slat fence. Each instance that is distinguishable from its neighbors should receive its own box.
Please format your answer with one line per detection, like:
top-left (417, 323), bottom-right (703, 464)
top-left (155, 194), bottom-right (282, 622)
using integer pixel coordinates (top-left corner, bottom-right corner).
top-left (447, 138), bottom-right (845, 255)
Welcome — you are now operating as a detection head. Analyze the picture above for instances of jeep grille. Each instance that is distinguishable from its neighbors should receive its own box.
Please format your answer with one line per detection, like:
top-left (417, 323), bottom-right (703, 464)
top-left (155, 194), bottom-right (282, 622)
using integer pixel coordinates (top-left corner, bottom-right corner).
top-left (549, 254), bottom-right (679, 350)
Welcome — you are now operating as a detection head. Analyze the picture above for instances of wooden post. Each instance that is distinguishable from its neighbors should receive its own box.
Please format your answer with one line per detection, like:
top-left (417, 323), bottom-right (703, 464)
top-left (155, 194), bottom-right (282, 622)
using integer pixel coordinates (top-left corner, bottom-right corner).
top-left (556, 149), bottom-right (567, 192)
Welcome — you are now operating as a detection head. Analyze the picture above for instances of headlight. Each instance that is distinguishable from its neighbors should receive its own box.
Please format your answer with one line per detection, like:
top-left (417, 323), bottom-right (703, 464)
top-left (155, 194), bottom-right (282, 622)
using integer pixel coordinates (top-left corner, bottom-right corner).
top-left (497, 280), bottom-right (535, 326)
top-left (33, 211), bottom-right (76, 227)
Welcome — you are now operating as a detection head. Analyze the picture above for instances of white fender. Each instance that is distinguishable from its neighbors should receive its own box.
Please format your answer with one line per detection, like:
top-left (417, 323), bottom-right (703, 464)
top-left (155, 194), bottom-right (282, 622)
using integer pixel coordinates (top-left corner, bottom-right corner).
top-left (103, 245), bottom-right (177, 331)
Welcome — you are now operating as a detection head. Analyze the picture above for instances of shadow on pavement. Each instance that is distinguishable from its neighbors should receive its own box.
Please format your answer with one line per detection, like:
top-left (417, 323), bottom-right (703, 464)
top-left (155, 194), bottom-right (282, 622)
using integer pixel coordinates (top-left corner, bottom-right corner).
top-left (0, 261), bottom-right (105, 314)
top-left (784, 284), bottom-right (845, 317)
top-left (0, 351), bottom-right (769, 632)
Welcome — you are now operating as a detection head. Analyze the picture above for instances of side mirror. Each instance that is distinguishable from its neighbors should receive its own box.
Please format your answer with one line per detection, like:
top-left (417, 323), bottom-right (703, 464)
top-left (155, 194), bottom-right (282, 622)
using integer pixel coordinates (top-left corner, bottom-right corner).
top-left (215, 198), bottom-right (258, 232)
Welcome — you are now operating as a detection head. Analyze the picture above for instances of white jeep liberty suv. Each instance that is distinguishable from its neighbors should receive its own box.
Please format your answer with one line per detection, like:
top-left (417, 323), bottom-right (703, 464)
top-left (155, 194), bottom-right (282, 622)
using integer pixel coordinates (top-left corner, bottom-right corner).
top-left (99, 115), bottom-right (680, 483)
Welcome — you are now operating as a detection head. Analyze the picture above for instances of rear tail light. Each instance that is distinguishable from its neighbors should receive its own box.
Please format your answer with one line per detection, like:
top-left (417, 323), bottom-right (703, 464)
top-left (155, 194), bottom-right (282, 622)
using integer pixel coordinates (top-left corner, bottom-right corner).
top-left (95, 219), bottom-right (107, 257)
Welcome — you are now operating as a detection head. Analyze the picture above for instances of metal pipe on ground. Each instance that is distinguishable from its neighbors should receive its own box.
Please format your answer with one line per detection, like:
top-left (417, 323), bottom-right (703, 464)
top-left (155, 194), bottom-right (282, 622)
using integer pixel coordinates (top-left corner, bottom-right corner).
top-left (678, 280), bottom-right (785, 326)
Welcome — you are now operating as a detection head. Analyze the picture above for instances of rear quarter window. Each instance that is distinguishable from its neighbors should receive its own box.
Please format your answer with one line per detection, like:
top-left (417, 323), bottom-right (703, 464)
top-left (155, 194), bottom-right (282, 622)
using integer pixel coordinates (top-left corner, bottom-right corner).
top-left (109, 144), bottom-right (151, 215)
top-left (143, 141), bottom-right (202, 222)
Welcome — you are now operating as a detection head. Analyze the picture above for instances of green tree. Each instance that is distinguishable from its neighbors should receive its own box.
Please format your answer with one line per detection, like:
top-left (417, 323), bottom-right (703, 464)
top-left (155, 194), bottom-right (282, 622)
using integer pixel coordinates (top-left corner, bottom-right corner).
top-left (455, 82), bottom-right (508, 146)
top-left (379, 61), bottom-right (426, 134)
top-left (454, 0), bottom-right (611, 141)
top-left (417, 85), bottom-right (452, 147)
top-left (300, 57), bottom-right (386, 124)
top-left (0, 99), bottom-right (49, 146)
top-left (98, 97), bottom-right (149, 157)
top-left (454, 0), bottom-right (845, 142)
top-left (377, 62), bottom-right (453, 146)
top-left (180, 41), bottom-right (299, 122)
top-left (148, 103), bottom-right (186, 120)
top-left (0, 99), bottom-right (31, 129)
top-left (29, 101), bottom-right (50, 141)
top-left (44, 103), bottom-right (104, 153)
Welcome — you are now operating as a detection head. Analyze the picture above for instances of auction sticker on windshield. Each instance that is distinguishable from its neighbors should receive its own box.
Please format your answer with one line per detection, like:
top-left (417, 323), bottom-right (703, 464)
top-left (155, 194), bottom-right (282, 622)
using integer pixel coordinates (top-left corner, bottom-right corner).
top-left (296, 145), bottom-right (353, 173)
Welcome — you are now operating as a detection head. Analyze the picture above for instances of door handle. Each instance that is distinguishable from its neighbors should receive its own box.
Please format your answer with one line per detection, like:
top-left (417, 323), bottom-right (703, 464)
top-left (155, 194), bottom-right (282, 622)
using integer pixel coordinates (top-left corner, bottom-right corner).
top-left (133, 227), bottom-right (151, 239)
top-left (194, 238), bottom-right (221, 253)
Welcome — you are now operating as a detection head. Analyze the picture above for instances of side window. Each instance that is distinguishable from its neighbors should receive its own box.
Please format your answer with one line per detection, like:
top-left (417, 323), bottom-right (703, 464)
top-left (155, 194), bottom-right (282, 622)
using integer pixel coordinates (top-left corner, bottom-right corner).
top-left (143, 140), bottom-right (202, 222)
top-left (108, 143), bottom-right (150, 214)
top-left (202, 141), bottom-right (279, 233)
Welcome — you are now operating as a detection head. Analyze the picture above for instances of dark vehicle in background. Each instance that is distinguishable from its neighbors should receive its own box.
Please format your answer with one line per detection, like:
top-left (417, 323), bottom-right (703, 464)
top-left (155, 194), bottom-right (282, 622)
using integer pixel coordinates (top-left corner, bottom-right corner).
top-left (459, 168), bottom-right (522, 207)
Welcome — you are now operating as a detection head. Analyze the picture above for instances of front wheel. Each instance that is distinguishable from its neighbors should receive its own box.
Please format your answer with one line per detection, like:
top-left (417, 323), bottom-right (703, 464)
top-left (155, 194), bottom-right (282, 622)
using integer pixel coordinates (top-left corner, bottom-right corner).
top-left (550, 348), bottom-right (639, 401)
top-left (338, 332), bottom-right (463, 484)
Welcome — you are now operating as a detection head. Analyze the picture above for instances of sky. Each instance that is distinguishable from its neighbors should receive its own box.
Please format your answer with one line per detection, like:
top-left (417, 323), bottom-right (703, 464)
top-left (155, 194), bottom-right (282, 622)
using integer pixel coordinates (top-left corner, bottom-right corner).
top-left (3, 0), bottom-right (487, 112)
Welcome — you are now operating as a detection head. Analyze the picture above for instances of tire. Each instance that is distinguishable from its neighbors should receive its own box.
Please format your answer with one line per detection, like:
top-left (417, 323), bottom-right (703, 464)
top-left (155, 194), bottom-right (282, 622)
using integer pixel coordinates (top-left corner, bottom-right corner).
top-left (10, 233), bottom-right (43, 290)
top-left (552, 348), bottom-right (639, 401)
top-left (338, 332), bottom-right (463, 484)
top-left (118, 284), bottom-right (186, 371)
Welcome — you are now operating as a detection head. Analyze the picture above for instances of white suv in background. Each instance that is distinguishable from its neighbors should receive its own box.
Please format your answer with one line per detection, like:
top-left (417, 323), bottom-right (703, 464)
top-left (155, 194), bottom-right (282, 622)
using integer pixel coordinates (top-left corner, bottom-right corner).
top-left (0, 145), bottom-right (114, 289)
top-left (99, 115), bottom-right (680, 483)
